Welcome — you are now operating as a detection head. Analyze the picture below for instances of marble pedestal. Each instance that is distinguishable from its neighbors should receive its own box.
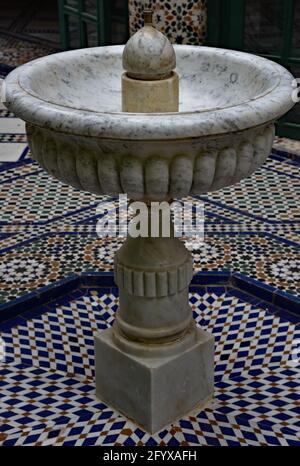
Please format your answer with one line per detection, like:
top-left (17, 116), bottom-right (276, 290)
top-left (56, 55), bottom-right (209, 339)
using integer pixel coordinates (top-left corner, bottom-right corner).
top-left (95, 326), bottom-right (214, 433)
top-left (95, 209), bottom-right (214, 433)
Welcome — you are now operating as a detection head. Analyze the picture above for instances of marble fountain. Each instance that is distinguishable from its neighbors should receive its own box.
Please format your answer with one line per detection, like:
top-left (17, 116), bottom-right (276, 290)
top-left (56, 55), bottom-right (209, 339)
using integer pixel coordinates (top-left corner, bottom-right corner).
top-left (4, 11), bottom-right (295, 433)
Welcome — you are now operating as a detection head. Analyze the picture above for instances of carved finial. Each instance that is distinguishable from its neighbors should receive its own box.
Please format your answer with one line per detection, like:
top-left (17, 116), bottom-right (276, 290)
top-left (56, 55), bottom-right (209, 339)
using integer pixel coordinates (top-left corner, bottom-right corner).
top-left (122, 7), bottom-right (176, 81)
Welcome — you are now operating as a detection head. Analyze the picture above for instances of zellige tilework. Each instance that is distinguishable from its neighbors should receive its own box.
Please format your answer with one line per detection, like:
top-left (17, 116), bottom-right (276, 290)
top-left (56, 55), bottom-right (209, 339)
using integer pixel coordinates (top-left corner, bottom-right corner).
top-left (1, 287), bottom-right (299, 446)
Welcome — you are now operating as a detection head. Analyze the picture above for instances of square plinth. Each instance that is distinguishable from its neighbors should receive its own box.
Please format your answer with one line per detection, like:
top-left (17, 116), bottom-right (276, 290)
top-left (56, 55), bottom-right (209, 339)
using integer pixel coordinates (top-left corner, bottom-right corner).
top-left (94, 327), bottom-right (214, 433)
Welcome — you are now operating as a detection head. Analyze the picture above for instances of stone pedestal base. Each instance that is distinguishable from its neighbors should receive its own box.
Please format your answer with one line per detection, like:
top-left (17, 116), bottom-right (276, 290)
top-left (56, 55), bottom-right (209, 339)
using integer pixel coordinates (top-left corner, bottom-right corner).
top-left (95, 325), bottom-right (214, 433)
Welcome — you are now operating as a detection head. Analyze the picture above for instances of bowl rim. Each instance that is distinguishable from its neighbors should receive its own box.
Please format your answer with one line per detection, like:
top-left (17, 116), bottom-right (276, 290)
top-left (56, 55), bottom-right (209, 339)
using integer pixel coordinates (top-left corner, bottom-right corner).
top-left (4, 45), bottom-right (295, 141)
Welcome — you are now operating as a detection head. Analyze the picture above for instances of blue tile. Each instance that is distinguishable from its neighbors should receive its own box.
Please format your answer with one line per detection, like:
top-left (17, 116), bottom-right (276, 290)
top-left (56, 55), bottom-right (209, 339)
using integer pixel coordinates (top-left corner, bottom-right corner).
top-left (35, 275), bottom-right (80, 302)
top-left (20, 306), bottom-right (49, 321)
top-left (277, 309), bottom-right (300, 324)
top-left (191, 270), bottom-right (231, 286)
top-left (0, 276), bottom-right (81, 323)
top-left (80, 272), bottom-right (115, 287)
top-left (274, 290), bottom-right (300, 315)
top-left (0, 292), bottom-right (40, 323)
top-left (206, 286), bottom-right (227, 295)
top-left (226, 288), bottom-right (258, 304)
top-left (231, 273), bottom-right (275, 303)
top-left (0, 316), bottom-right (26, 331)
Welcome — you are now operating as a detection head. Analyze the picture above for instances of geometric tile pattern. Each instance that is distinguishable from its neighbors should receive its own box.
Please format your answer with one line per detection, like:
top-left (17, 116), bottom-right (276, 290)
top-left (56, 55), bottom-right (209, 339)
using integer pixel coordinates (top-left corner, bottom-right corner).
top-left (0, 361), bottom-right (104, 429)
top-left (0, 33), bottom-right (56, 68)
top-left (214, 366), bottom-right (300, 433)
top-left (199, 167), bottom-right (300, 222)
top-left (0, 287), bottom-right (299, 446)
top-left (129, 0), bottom-right (207, 45)
top-left (0, 134), bottom-right (27, 143)
top-left (0, 101), bottom-right (27, 163)
top-left (0, 169), bottom-right (103, 223)
top-left (273, 136), bottom-right (300, 155)
top-left (191, 235), bottom-right (300, 294)
top-left (1, 288), bottom-right (299, 446)
top-left (192, 291), bottom-right (300, 380)
top-left (0, 235), bottom-right (124, 302)
top-left (2, 290), bottom-right (117, 379)
top-left (3, 408), bottom-right (298, 447)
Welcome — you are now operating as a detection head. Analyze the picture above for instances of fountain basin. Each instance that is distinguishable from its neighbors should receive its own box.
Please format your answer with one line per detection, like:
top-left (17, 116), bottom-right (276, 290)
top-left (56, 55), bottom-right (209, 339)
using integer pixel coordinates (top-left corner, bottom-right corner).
top-left (4, 45), bottom-right (294, 200)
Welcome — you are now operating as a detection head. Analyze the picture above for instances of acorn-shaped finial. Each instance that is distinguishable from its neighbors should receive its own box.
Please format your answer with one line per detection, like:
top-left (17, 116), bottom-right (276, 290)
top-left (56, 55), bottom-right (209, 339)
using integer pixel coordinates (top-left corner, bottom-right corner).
top-left (122, 9), bottom-right (176, 80)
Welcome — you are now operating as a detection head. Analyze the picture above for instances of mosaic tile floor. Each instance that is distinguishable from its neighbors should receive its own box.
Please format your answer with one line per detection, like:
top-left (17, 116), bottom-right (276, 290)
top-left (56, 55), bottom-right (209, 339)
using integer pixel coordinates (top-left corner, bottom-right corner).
top-left (273, 136), bottom-right (300, 156)
top-left (0, 66), bottom-right (300, 446)
top-left (0, 34), bottom-right (57, 68)
top-left (0, 286), bottom-right (299, 446)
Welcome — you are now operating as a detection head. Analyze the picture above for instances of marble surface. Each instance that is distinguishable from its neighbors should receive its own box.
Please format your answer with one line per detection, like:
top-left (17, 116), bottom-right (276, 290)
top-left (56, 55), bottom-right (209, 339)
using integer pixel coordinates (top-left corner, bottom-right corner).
top-left (4, 45), bottom-right (295, 141)
top-left (24, 122), bottom-right (274, 200)
top-left (123, 22), bottom-right (176, 80)
top-left (95, 325), bottom-right (214, 433)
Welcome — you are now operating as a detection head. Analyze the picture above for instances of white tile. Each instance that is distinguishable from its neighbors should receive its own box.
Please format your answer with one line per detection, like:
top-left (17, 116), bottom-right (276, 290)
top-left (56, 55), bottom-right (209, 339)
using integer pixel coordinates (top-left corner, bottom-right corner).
top-left (0, 118), bottom-right (25, 133)
top-left (0, 143), bottom-right (27, 162)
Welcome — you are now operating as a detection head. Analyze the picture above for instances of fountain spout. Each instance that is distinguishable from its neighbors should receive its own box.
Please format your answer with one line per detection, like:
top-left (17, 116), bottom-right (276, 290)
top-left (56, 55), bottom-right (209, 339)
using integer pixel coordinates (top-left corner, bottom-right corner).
top-left (122, 9), bottom-right (179, 112)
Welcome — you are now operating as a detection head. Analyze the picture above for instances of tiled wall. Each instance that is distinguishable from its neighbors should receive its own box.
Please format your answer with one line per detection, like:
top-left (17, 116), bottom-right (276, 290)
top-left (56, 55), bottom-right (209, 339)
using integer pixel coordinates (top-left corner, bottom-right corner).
top-left (128, 0), bottom-right (207, 44)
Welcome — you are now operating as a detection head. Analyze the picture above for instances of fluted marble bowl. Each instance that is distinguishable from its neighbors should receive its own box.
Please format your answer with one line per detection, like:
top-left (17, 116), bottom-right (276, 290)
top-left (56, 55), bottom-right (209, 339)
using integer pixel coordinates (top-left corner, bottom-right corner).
top-left (4, 45), bottom-right (295, 201)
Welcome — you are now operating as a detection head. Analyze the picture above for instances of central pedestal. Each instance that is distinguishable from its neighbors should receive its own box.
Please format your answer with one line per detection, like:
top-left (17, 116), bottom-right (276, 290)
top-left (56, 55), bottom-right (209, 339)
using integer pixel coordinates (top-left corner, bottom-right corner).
top-left (95, 207), bottom-right (214, 433)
